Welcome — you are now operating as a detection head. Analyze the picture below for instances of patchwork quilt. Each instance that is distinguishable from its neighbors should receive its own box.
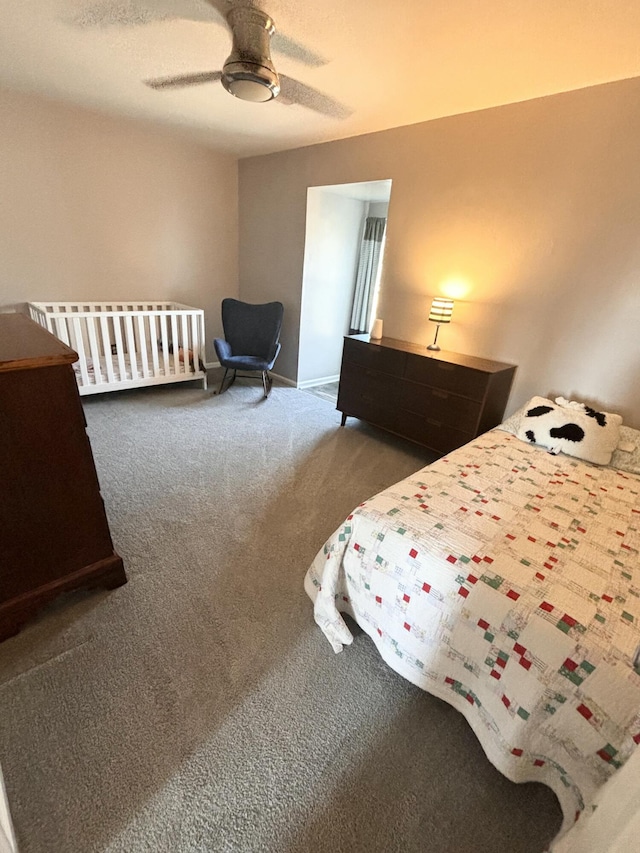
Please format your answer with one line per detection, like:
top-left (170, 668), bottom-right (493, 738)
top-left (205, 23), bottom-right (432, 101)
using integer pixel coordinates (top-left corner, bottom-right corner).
top-left (304, 430), bottom-right (640, 833)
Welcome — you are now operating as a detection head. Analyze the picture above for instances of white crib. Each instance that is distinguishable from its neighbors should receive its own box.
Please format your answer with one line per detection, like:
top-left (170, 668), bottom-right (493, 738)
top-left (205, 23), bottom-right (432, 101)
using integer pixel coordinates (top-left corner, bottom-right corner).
top-left (28, 301), bottom-right (207, 396)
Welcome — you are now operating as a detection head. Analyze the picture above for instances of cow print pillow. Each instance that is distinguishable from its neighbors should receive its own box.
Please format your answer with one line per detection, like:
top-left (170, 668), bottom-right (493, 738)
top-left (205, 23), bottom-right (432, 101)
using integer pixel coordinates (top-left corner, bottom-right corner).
top-left (515, 396), bottom-right (623, 465)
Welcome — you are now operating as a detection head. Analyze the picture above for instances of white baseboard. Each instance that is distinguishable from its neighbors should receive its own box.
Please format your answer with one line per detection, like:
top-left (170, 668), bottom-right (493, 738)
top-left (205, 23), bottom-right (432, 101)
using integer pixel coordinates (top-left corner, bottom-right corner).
top-left (204, 361), bottom-right (220, 370)
top-left (297, 375), bottom-right (340, 390)
top-left (271, 372), bottom-right (297, 388)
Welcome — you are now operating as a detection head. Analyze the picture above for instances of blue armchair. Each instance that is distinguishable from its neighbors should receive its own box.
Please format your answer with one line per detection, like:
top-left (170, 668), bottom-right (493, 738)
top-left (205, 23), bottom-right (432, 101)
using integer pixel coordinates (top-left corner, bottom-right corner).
top-left (213, 298), bottom-right (284, 398)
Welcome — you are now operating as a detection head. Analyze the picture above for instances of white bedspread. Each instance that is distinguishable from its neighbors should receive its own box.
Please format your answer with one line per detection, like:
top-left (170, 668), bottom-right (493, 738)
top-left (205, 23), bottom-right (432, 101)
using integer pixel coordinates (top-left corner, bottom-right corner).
top-left (305, 430), bottom-right (640, 834)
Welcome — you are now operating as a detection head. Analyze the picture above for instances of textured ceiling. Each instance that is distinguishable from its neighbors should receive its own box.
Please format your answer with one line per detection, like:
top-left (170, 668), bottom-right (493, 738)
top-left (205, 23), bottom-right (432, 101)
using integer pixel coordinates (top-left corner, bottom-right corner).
top-left (2, 0), bottom-right (640, 157)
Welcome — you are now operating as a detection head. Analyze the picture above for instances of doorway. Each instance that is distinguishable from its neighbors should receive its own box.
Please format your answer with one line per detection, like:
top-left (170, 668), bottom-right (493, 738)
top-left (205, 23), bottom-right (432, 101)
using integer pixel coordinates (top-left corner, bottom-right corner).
top-left (298, 179), bottom-right (392, 392)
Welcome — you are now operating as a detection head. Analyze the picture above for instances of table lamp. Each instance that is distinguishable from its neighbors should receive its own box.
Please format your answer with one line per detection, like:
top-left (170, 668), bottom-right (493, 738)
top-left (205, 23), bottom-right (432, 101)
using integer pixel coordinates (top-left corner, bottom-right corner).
top-left (427, 297), bottom-right (454, 351)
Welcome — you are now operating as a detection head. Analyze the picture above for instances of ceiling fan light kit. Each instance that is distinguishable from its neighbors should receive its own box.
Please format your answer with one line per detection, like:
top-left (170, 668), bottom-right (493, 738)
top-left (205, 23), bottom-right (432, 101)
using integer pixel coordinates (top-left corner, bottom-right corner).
top-left (222, 6), bottom-right (280, 102)
top-left (222, 61), bottom-right (279, 102)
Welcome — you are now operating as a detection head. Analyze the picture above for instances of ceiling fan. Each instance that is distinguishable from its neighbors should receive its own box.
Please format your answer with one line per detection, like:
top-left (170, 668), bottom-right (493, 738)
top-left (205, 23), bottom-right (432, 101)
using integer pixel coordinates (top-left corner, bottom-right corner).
top-left (141, 1), bottom-right (352, 117)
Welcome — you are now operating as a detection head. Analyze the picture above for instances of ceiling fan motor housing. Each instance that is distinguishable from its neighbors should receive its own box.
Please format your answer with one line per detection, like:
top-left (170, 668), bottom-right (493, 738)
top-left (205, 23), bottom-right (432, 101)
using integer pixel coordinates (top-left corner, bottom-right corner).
top-left (222, 7), bottom-right (280, 102)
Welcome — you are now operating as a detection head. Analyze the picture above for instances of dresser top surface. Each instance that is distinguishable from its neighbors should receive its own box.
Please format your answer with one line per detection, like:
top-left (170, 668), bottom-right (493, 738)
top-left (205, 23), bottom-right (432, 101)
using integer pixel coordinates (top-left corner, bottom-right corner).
top-left (346, 334), bottom-right (516, 373)
top-left (0, 313), bottom-right (78, 373)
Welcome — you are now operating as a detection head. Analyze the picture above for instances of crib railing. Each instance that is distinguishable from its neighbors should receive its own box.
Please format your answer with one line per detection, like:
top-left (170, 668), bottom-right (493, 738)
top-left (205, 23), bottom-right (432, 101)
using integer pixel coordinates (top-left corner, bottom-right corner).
top-left (28, 302), bottom-right (207, 395)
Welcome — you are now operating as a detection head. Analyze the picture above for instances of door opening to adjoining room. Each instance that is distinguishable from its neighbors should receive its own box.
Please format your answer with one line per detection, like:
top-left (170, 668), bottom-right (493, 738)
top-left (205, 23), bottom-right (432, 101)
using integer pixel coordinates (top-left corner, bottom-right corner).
top-left (298, 179), bottom-right (392, 391)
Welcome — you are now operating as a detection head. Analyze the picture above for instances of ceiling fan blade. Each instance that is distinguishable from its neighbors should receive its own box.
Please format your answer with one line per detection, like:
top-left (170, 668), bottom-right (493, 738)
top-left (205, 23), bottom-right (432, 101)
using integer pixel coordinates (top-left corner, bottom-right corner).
top-left (144, 71), bottom-right (223, 90)
top-left (65, 2), bottom-right (327, 67)
top-left (66, 0), bottom-right (223, 29)
top-left (271, 32), bottom-right (327, 68)
top-left (278, 75), bottom-right (352, 120)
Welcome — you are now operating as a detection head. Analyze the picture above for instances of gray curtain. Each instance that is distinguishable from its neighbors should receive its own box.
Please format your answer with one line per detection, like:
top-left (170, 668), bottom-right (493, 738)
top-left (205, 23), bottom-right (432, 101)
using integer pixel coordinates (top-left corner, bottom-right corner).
top-left (349, 216), bottom-right (387, 334)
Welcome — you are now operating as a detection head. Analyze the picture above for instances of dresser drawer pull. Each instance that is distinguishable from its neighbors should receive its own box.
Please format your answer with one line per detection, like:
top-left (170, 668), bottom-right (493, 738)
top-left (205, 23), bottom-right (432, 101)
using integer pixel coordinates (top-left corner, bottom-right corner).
top-left (426, 418), bottom-right (443, 428)
top-left (431, 389), bottom-right (449, 399)
top-left (436, 363), bottom-right (455, 372)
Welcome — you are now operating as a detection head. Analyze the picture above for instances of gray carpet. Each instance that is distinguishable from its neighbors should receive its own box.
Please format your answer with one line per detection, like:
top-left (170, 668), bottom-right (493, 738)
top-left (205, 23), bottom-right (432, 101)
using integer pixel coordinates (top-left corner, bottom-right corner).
top-left (0, 380), bottom-right (563, 853)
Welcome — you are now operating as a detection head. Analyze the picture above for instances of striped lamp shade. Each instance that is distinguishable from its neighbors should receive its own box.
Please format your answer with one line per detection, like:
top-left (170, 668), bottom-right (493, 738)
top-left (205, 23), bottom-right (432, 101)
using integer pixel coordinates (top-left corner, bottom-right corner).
top-left (428, 297), bottom-right (454, 324)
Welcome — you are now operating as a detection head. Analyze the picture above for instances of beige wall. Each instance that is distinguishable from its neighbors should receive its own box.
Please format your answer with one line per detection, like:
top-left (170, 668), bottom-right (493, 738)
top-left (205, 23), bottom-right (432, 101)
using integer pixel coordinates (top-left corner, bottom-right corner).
top-left (0, 88), bottom-right (239, 359)
top-left (239, 77), bottom-right (640, 427)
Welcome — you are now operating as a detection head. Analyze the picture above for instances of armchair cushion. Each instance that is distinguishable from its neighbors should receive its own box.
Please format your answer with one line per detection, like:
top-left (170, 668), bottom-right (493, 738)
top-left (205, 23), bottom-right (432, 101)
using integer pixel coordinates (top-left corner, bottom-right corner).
top-left (223, 355), bottom-right (272, 371)
top-left (214, 338), bottom-right (232, 363)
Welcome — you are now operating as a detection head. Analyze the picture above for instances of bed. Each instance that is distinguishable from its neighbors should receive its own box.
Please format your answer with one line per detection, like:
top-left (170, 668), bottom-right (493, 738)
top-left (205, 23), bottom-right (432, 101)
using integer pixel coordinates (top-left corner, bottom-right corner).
top-left (305, 411), bottom-right (640, 836)
top-left (28, 301), bottom-right (207, 395)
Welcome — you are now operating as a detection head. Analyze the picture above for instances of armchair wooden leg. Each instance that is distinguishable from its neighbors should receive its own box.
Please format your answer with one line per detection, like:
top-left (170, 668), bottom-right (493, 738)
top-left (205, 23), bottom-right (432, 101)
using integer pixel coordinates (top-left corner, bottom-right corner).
top-left (262, 371), bottom-right (273, 398)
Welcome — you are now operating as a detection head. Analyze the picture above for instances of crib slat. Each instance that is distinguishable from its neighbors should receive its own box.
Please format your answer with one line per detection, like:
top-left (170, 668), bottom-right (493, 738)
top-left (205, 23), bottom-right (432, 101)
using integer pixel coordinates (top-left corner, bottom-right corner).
top-left (159, 314), bottom-right (170, 376)
top-left (137, 314), bottom-right (150, 378)
top-left (125, 315), bottom-right (138, 379)
top-left (198, 310), bottom-right (207, 388)
top-left (190, 313), bottom-right (199, 374)
top-left (150, 315), bottom-right (160, 376)
top-left (86, 315), bottom-right (103, 384)
top-left (113, 316), bottom-right (127, 381)
top-left (100, 316), bottom-right (116, 384)
top-left (180, 314), bottom-right (190, 374)
top-left (54, 316), bottom-right (70, 345)
top-left (71, 317), bottom-right (91, 387)
top-left (170, 314), bottom-right (180, 376)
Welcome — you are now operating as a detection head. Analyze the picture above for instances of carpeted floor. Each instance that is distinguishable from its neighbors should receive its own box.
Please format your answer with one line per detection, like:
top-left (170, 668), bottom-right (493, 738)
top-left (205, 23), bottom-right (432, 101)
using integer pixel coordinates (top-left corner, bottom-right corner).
top-left (0, 379), bottom-right (562, 852)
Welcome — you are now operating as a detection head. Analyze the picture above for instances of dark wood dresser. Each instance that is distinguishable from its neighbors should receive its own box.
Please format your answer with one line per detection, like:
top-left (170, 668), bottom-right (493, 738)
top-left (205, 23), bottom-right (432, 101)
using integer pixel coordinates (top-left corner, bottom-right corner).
top-left (0, 313), bottom-right (126, 641)
top-left (337, 335), bottom-right (517, 455)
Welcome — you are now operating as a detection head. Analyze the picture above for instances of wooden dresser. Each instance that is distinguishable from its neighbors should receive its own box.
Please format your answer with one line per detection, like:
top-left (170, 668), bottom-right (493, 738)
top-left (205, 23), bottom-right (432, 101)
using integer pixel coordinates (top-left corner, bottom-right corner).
top-left (337, 335), bottom-right (516, 455)
top-left (0, 313), bottom-right (126, 641)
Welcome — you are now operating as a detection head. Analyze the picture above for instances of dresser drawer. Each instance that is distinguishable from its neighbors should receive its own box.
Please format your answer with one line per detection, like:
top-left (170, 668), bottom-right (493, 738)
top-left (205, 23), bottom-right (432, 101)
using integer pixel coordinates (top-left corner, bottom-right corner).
top-left (343, 338), bottom-right (406, 376)
top-left (399, 411), bottom-right (475, 455)
top-left (399, 382), bottom-right (481, 430)
top-left (404, 353), bottom-right (488, 401)
top-left (338, 365), bottom-right (399, 431)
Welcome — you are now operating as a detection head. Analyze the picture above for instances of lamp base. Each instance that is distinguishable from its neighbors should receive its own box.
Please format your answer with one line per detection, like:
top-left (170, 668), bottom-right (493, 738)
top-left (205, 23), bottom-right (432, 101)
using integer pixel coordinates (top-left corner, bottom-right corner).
top-left (427, 322), bottom-right (442, 351)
